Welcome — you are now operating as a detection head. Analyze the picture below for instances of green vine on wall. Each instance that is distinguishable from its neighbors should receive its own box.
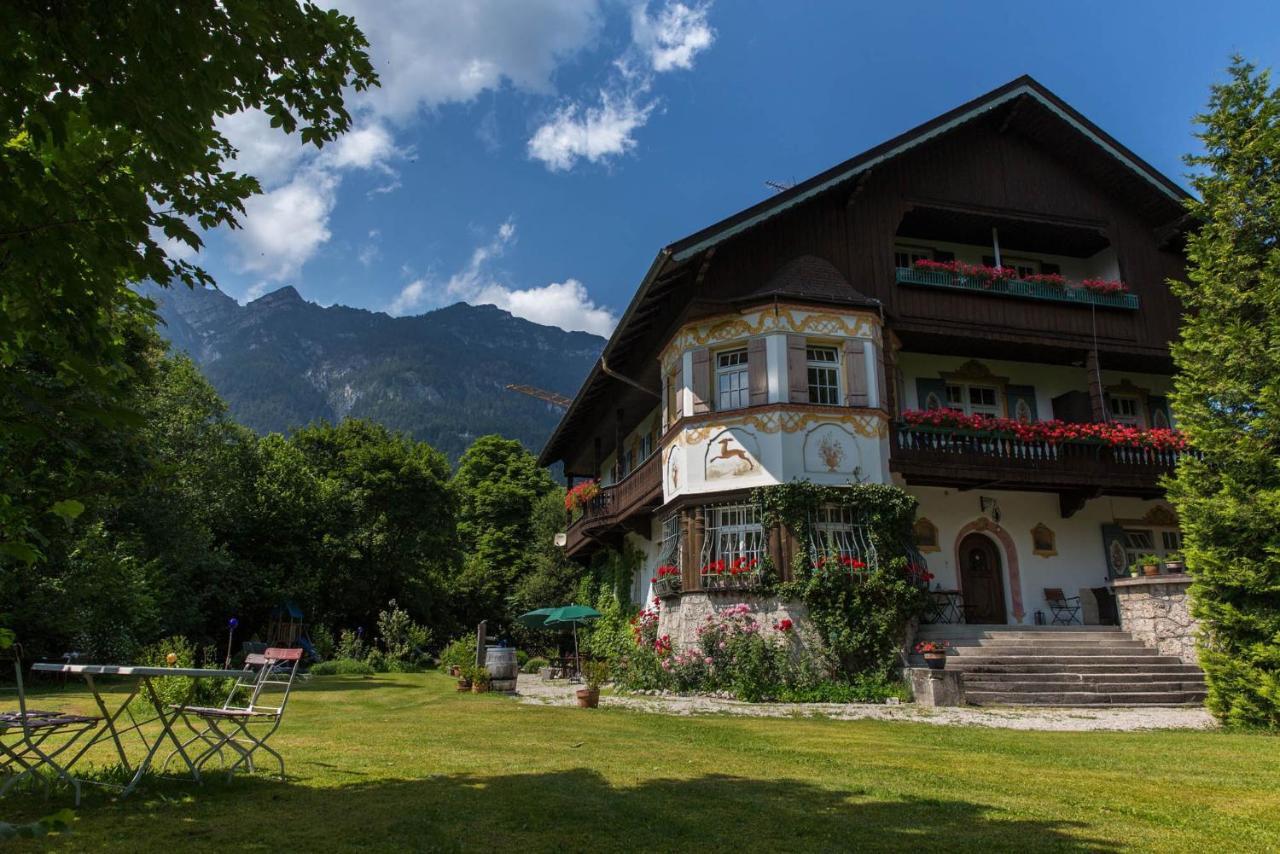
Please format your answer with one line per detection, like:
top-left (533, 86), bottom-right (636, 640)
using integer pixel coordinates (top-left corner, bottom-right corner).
top-left (751, 481), bottom-right (929, 680)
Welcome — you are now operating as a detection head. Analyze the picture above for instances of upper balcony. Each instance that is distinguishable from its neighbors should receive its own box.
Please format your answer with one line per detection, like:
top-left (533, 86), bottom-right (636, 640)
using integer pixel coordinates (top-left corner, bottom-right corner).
top-left (565, 451), bottom-right (663, 557)
top-left (889, 417), bottom-right (1194, 515)
top-left (895, 265), bottom-right (1139, 311)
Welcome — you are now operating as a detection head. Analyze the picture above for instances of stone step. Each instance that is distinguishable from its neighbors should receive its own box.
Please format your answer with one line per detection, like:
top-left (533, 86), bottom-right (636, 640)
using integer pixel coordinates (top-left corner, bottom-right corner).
top-left (945, 635), bottom-right (1147, 645)
top-left (926, 654), bottom-right (1188, 666)
top-left (916, 625), bottom-right (1123, 637)
top-left (965, 679), bottom-right (1206, 693)
top-left (947, 663), bottom-right (1204, 676)
top-left (966, 689), bottom-right (1207, 706)
top-left (948, 644), bottom-right (1156, 656)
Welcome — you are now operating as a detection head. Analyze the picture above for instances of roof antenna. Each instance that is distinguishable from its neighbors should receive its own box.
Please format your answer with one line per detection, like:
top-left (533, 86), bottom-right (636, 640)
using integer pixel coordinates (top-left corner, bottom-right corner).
top-left (764, 180), bottom-right (793, 194)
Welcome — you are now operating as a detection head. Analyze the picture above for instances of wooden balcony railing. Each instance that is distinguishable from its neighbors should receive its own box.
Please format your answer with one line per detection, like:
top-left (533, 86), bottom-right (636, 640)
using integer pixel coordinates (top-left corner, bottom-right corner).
top-left (565, 452), bottom-right (663, 555)
top-left (895, 266), bottom-right (1140, 310)
top-left (890, 422), bottom-right (1193, 495)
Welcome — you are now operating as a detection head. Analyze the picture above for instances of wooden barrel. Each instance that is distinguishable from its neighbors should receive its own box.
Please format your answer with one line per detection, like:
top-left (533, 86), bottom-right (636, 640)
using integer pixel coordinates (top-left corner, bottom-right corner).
top-left (484, 647), bottom-right (518, 681)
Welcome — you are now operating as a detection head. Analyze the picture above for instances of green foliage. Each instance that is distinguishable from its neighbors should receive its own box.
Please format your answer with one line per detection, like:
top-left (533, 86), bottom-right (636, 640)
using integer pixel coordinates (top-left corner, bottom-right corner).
top-left (758, 482), bottom-right (928, 679)
top-left (0, 808), bottom-right (74, 841)
top-left (578, 581), bottom-right (636, 662)
top-left (450, 436), bottom-right (556, 628)
top-left (309, 658), bottom-right (375, 677)
top-left (377, 599), bottom-right (433, 666)
top-left (439, 635), bottom-right (479, 672)
top-left (1168, 57), bottom-right (1280, 728)
top-left (131, 636), bottom-right (229, 711)
top-left (582, 659), bottom-right (610, 692)
top-left (0, 1), bottom-right (376, 564)
top-left (522, 656), bottom-right (549, 674)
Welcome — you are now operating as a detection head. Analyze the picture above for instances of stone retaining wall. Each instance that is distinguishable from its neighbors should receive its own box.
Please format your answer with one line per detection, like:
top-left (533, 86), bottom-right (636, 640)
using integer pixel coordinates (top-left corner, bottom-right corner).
top-left (656, 592), bottom-right (810, 652)
top-left (1112, 574), bottom-right (1199, 664)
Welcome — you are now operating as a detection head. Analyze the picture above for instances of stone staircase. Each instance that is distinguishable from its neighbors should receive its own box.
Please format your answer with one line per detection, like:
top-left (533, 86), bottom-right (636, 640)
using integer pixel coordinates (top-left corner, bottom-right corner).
top-left (913, 624), bottom-right (1207, 707)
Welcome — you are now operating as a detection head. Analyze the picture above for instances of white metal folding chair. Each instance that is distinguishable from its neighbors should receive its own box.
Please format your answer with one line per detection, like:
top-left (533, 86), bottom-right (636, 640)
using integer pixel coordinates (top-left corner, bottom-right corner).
top-left (164, 647), bottom-right (303, 782)
top-left (0, 648), bottom-right (99, 805)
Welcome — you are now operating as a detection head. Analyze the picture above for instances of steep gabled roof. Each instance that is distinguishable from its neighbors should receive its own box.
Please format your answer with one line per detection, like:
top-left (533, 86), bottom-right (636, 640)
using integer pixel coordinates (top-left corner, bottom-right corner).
top-left (539, 75), bottom-right (1191, 468)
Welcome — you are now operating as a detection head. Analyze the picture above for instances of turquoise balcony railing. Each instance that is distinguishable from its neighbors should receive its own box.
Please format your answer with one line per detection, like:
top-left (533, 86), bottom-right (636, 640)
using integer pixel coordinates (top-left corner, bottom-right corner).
top-left (895, 267), bottom-right (1140, 310)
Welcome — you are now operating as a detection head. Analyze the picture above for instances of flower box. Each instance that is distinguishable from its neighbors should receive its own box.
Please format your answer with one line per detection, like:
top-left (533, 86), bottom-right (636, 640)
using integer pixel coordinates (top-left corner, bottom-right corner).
top-left (652, 575), bottom-right (682, 598)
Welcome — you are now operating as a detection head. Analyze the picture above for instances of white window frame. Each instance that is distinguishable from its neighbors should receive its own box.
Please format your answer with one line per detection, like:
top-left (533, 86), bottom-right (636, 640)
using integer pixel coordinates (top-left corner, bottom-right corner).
top-left (1122, 527), bottom-right (1182, 567)
top-left (699, 504), bottom-right (765, 572)
top-left (715, 348), bottom-right (750, 411)
top-left (656, 513), bottom-right (681, 568)
top-left (945, 382), bottom-right (1001, 417)
top-left (894, 245), bottom-right (932, 269)
top-left (1109, 394), bottom-right (1142, 426)
top-left (806, 345), bottom-right (841, 405)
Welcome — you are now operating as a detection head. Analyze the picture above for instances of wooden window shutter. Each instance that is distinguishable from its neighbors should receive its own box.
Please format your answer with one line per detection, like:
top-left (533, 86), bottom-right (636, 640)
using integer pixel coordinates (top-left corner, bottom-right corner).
top-left (873, 342), bottom-right (886, 410)
top-left (690, 348), bottom-right (711, 413)
top-left (844, 340), bottom-right (868, 407)
top-left (786, 334), bottom-right (808, 402)
top-left (747, 338), bottom-right (768, 406)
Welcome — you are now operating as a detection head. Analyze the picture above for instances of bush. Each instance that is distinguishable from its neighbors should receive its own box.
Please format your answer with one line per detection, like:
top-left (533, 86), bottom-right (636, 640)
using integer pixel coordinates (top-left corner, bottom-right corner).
top-left (522, 656), bottom-right (549, 674)
top-left (376, 599), bottom-right (432, 667)
top-left (335, 628), bottom-right (368, 662)
top-left (515, 649), bottom-right (529, 667)
top-left (439, 634), bottom-right (477, 671)
top-left (310, 658), bottom-right (376, 676)
top-left (132, 636), bottom-right (231, 710)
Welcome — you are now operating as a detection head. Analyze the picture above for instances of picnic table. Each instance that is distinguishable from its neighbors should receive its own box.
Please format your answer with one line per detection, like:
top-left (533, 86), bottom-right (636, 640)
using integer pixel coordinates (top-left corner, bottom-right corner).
top-left (31, 662), bottom-right (244, 797)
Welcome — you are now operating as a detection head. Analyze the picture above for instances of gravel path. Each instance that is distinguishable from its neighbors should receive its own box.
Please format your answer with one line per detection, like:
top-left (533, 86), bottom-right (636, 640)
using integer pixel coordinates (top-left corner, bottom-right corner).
top-left (514, 675), bottom-right (1216, 732)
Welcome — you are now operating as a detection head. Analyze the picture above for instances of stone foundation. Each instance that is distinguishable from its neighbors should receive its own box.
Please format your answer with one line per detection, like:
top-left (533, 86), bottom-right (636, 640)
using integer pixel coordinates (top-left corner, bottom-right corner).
top-left (1112, 574), bottom-right (1199, 664)
top-left (908, 668), bottom-right (966, 707)
top-left (656, 592), bottom-right (810, 652)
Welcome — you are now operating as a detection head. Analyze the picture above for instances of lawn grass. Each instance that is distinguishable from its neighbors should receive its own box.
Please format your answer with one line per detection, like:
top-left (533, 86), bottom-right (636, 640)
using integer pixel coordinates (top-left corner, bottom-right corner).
top-left (4, 672), bottom-right (1278, 852)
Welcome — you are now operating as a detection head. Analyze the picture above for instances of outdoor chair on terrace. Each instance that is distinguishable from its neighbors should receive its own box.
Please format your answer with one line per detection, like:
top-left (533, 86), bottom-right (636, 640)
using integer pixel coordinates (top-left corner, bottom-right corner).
top-left (1044, 588), bottom-right (1082, 625)
top-left (0, 647), bottom-right (99, 805)
top-left (163, 647), bottom-right (303, 782)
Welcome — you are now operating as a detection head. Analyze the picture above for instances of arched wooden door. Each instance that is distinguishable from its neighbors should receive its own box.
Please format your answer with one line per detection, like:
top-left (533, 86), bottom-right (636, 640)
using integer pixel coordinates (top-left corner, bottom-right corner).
top-left (959, 533), bottom-right (1007, 624)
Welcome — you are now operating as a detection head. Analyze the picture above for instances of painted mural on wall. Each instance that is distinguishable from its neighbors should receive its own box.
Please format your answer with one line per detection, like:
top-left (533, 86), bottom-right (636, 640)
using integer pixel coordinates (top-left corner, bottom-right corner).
top-left (666, 448), bottom-right (680, 493)
top-left (802, 423), bottom-right (862, 475)
top-left (704, 428), bottom-right (760, 480)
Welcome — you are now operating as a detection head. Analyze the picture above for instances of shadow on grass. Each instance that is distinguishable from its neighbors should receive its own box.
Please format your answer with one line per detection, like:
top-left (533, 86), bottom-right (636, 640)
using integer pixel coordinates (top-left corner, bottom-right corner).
top-left (9, 767), bottom-right (1117, 852)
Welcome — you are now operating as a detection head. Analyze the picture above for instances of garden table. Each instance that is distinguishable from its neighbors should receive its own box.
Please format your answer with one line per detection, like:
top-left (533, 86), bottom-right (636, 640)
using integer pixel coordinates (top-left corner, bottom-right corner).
top-left (30, 662), bottom-right (244, 797)
top-left (927, 590), bottom-right (965, 624)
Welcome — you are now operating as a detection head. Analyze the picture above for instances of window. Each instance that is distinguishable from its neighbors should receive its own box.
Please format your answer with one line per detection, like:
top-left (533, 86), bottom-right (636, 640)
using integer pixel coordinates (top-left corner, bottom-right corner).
top-left (700, 504), bottom-right (765, 572)
top-left (1109, 395), bottom-right (1141, 425)
top-left (716, 348), bottom-right (749, 410)
top-left (665, 371), bottom-right (680, 424)
top-left (808, 505), bottom-right (878, 569)
top-left (894, 245), bottom-right (932, 269)
top-left (1003, 255), bottom-right (1040, 279)
top-left (656, 513), bottom-right (681, 568)
top-left (638, 431), bottom-right (653, 462)
top-left (807, 346), bottom-right (840, 405)
top-left (1122, 528), bottom-right (1182, 566)
top-left (946, 383), bottom-right (1001, 417)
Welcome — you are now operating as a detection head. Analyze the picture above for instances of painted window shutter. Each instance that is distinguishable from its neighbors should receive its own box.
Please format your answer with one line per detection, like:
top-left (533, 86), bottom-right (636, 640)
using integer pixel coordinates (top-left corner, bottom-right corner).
top-left (690, 348), bottom-right (710, 414)
top-left (786, 334), bottom-right (808, 402)
top-left (1148, 395), bottom-right (1172, 428)
top-left (1006, 384), bottom-right (1039, 421)
top-left (844, 340), bottom-right (868, 406)
top-left (747, 337), bottom-right (768, 406)
top-left (1100, 524), bottom-right (1128, 579)
top-left (915, 378), bottom-right (947, 411)
top-left (873, 342), bottom-right (886, 410)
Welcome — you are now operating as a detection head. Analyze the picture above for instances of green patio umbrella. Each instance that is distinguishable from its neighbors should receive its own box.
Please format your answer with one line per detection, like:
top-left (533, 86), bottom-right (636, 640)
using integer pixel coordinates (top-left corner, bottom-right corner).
top-left (517, 604), bottom-right (601, 678)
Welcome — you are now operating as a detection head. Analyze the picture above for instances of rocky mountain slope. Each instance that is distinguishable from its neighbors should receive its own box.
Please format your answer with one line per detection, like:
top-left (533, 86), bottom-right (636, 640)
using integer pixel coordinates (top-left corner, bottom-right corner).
top-left (145, 283), bottom-right (602, 461)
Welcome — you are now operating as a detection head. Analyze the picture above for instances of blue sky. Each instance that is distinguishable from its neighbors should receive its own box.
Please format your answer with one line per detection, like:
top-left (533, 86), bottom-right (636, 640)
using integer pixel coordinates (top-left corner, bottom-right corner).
top-left (190, 0), bottom-right (1280, 336)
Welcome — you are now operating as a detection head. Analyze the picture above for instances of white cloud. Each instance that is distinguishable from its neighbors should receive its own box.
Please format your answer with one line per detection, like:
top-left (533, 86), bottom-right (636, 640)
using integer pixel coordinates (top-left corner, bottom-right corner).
top-left (527, 91), bottom-right (654, 171)
top-left (476, 278), bottom-right (616, 335)
top-left (527, 0), bottom-right (715, 171)
top-left (386, 220), bottom-right (616, 334)
top-left (329, 0), bottom-right (604, 121)
top-left (234, 169), bottom-right (338, 281)
top-left (323, 122), bottom-right (400, 171)
top-left (217, 108), bottom-right (312, 189)
top-left (632, 1), bottom-right (714, 72)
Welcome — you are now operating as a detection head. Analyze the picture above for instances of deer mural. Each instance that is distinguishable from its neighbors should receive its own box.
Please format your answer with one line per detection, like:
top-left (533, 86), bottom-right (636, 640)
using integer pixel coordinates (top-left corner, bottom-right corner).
top-left (709, 436), bottom-right (754, 470)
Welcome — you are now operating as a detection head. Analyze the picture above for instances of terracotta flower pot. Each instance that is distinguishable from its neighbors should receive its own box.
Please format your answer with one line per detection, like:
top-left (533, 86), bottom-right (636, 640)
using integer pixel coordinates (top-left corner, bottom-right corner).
top-left (449, 665), bottom-right (460, 677)
top-left (576, 688), bottom-right (600, 708)
top-left (924, 652), bottom-right (947, 671)
top-left (456, 679), bottom-right (471, 692)
top-left (1143, 564), bottom-right (1160, 577)
top-left (471, 681), bottom-right (488, 694)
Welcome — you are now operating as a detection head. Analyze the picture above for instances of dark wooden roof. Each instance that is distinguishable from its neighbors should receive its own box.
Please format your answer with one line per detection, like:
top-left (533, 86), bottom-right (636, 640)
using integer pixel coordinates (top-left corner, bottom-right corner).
top-left (539, 75), bottom-right (1191, 468)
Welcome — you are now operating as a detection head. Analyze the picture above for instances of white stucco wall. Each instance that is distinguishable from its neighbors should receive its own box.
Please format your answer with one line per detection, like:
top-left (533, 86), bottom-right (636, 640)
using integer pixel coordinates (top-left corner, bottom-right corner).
top-left (909, 484), bottom-right (1173, 624)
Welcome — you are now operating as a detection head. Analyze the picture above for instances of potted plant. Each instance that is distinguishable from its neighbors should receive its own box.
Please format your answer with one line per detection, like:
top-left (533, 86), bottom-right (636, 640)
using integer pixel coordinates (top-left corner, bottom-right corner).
top-left (1163, 552), bottom-right (1186, 574)
top-left (456, 669), bottom-right (472, 692)
top-left (465, 664), bottom-right (490, 694)
top-left (1131, 553), bottom-right (1161, 578)
top-left (576, 659), bottom-right (609, 708)
top-left (914, 640), bottom-right (950, 670)
top-left (652, 565), bottom-right (682, 598)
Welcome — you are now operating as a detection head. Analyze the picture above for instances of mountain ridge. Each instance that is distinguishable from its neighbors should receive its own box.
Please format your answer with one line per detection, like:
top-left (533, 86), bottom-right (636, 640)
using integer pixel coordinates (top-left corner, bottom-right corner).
top-left (146, 283), bottom-right (602, 461)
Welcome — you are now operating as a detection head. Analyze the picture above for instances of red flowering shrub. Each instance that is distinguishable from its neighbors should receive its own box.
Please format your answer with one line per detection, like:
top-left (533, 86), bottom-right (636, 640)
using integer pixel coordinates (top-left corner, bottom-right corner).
top-left (564, 479), bottom-right (600, 512)
top-left (901, 409), bottom-right (1187, 451)
top-left (1023, 272), bottom-right (1067, 288)
top-left (812, 553), bottom-right (868, 574)
top-left (910, 259), bottom-right (1131, 298)
top-left (914, 640), bottom-right (950, 654)
top-left (699, 557), bottom-right (759, 577)
top-left (905, 563), bottom-right (934, 585)
top-left (1080, 277), bottom-right (1129, 295)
